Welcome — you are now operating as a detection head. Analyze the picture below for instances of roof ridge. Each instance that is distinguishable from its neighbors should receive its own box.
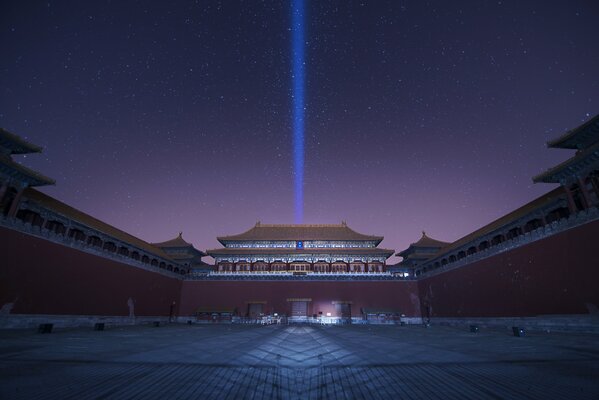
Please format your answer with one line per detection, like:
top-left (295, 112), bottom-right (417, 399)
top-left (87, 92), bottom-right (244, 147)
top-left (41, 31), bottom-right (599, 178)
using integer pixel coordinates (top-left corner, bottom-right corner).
top-left (256, 223), bottom-right (347, 228)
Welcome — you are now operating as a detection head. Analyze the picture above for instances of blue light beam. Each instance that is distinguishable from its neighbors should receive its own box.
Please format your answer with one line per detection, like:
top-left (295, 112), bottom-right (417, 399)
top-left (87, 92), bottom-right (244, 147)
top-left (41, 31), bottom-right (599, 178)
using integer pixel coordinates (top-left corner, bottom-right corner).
top-left (291, 0), bottom-right (305, 224)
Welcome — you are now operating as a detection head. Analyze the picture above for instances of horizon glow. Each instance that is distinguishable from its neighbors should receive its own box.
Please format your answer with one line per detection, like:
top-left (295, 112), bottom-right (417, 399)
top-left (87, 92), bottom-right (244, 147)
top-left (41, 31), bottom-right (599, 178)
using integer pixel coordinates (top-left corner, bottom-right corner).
top-left (291, 0), bottom-right (305, 224)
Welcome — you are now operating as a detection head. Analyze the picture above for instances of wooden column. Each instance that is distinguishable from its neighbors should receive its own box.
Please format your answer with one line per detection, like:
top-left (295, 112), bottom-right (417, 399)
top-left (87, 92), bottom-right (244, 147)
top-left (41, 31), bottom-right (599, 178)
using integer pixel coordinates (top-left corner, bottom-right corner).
top-left (563, 185), bottom-right (577, 213)
top-left (0, 181), bottom-right (9, 205)
top-left (590, 175), bottom-right (599, 205)
top-left (578, 177), bottom-right (592, 209)
top-left (7, 187), bottom-right (25, 217)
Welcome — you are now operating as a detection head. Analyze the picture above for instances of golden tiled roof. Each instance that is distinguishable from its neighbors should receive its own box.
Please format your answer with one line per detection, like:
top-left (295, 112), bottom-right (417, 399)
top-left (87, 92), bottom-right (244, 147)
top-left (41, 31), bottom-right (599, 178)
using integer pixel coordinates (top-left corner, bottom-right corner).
top-left (217, 222), bottom-right (384, 244)
top-left (547, 113), bottom-right (599, 149)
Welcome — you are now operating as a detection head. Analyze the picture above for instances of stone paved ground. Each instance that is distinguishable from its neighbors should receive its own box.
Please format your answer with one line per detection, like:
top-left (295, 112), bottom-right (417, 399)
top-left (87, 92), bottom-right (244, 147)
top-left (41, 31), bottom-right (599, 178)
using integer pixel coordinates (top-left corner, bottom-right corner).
top-left (0, 323), bottom-right (598, 399)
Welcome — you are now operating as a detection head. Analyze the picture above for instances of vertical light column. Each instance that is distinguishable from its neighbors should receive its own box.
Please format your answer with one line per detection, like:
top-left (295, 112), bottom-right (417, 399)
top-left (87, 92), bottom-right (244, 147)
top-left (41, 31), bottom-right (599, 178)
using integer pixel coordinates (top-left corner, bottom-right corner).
top-left (291, 0), bottom-right (305, 224)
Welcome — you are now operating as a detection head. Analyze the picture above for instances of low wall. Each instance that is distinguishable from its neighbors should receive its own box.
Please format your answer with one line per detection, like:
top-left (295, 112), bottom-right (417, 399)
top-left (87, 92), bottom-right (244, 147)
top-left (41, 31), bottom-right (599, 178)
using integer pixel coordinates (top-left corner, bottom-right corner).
top-left (179, 280), bottom-right (421, 318)
top-left (0, 227), bottom-right (182, 322)
top-left (418, 219), bottom-right (599, 319)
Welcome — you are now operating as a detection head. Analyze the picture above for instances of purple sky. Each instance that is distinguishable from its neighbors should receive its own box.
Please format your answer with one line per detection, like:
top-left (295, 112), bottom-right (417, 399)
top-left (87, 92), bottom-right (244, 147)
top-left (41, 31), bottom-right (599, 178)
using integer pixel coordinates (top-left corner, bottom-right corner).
top-left (2, 1), bottom-right (598, 263)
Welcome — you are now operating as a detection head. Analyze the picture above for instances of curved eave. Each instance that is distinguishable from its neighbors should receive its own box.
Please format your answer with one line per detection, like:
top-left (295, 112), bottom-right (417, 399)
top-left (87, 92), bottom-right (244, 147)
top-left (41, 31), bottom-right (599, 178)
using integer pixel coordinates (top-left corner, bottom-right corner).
top-left (533, 140), bottom-right (599, 183)
top-left (0, 155), bottom-right (55, 186)
top-left (547, 114), bottom-right (599, 149)
top-left (0, 128), bottom-right (43, 154)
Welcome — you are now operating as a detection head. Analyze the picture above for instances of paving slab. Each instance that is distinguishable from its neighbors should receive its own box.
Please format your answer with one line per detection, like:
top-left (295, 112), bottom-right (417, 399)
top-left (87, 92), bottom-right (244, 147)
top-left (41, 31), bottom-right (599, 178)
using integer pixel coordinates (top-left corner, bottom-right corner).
top-left (0, 324), bottom-right (598, 399)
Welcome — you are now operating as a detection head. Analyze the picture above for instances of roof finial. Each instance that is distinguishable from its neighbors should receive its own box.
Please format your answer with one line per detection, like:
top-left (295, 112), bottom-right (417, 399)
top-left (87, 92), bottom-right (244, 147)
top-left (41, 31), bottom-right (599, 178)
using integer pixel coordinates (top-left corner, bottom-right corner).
top-left (256, 220), bottom-right (261, 226)
top-left (342, 220), bottom-right (347, 226)
top-left (422, 230), bottom-right (426, 237)
top-left (178, 231), bottom-right (183, 237)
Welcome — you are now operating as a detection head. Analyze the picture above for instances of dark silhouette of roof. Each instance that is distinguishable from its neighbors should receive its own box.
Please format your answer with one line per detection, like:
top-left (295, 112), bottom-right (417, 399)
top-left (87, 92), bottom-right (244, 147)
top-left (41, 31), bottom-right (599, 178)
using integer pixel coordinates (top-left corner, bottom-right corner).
top-left (546, 113), bottom-right (599, 150)
top-left (23, 188), bottom-right (172, 260)
top-left (0, 128), bottom-right (43, 154)
top-left (533, 139), bottom-right (599, 183)
top-left (152, 233), bottom-right (207, 257)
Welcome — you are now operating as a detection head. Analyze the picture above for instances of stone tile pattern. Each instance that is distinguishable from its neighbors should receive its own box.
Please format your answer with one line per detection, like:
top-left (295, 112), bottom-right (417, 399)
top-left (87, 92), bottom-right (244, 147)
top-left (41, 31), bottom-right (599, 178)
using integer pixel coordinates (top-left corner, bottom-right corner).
top-left (0, 324), bottom-right (598, 399)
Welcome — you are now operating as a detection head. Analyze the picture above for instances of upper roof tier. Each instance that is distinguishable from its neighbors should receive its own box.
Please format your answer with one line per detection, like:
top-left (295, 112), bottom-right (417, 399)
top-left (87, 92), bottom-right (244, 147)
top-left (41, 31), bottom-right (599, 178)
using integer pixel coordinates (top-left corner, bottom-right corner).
top-left (546, 113), bottom-right (599, 150)
top-left (410, 231), bottom-right (449, 248)
top-left (0, 128), bottom-right (43, 154)
top-left (533, 139), bottom-right (599, 184)
top-left (217, 222), bottom-right (384, 245)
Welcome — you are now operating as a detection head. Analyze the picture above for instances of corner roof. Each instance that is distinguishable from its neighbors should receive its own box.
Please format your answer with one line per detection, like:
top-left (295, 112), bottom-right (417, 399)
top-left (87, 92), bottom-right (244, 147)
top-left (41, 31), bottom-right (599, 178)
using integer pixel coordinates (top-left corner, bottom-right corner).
top-left (533, 139), bottom-right (599, 184)
top-left (217, 222), bottom-right (384, 245)
top-left (0, 128), bottom-right (43, 154)
top-left (152, 233), bottom-right (207, 256)
top-left (396, 232), bottom-right (449, 257)
top-left (547, 114), bottom-right (599, 150)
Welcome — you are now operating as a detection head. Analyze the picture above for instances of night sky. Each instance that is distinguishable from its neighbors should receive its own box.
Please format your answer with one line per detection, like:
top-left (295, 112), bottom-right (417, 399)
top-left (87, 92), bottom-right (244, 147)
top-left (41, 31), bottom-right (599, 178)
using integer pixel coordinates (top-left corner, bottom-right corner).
top-left (2, 1), bottom-right (598, 262)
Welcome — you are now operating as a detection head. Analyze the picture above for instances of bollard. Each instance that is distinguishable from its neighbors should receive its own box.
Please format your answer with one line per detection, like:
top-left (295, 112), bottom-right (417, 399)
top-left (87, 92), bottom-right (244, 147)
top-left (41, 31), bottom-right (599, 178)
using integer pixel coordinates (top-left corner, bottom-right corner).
top-left (512, 326), bottom-right (525, 337)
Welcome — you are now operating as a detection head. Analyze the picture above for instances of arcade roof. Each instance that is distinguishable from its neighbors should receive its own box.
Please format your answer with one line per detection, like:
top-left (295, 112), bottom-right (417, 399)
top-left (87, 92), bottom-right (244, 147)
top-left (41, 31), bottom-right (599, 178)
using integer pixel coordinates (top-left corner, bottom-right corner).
top-left (23, 188), bottom-right (173, 260)
top-left (217, 222), bottom-right (384, 245)
top-left (533, 140), bottom-right (599, 184)
top-left (396, 232), bottom-right (449, 257)
top-left (152, 233), bottom-right (207, 256)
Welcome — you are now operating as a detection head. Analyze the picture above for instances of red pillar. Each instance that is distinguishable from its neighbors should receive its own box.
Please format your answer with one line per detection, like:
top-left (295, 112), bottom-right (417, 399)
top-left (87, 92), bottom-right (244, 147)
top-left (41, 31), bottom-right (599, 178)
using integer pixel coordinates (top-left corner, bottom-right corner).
top-left (578, 177), bottom-right (592, 209)
top-left (7, 187), bottom-right (25, 217)
top-left (0, 181), bottom-right (9, 204)
top-left (590, 175), bottom-right (599, 204)
top-left (564, 185), bottom-right (577, 213)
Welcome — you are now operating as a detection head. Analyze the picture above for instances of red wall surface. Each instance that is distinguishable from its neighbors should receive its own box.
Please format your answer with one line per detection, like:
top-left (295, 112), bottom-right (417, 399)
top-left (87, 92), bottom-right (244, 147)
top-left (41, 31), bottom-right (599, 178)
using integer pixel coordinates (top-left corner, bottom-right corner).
top-left (0, 227), bottom-right (182, 317)
top-left (179, 280), bottom-right (421, 317)
top-left (418, 219), bottom-right (599, 318)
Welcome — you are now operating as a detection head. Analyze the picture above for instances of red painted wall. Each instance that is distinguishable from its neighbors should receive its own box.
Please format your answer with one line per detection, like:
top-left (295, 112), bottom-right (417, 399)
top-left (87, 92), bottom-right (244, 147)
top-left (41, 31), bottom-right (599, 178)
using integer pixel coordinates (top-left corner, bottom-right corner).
top-left (418, 219), bottom-right (599, 318)
top-left (4, 218), bottom-right (597, 321)
top-left (179, 280), bottom-right (421, 317)
top-left (0, 227), bottom-right (182, 316)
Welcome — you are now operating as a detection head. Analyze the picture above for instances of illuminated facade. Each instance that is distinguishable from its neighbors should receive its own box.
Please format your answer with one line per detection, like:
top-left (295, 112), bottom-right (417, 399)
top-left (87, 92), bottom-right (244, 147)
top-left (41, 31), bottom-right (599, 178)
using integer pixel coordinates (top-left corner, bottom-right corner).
top-left (207, 222), bottom-right (394, 274)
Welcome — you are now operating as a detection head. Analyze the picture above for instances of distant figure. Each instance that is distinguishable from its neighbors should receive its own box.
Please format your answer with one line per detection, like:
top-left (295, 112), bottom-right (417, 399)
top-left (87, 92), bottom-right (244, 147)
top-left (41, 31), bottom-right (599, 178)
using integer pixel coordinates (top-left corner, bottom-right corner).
top-left (127, 297), bottom-right (135, 318)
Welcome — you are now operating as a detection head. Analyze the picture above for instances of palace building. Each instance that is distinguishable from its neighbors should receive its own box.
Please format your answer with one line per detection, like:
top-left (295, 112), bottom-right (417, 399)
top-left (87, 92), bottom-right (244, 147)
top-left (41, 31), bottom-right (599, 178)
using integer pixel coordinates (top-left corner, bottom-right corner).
top-left (207, 222), bottom-right (394, 274)
top-left (1, 114), bottom-right (598, 330)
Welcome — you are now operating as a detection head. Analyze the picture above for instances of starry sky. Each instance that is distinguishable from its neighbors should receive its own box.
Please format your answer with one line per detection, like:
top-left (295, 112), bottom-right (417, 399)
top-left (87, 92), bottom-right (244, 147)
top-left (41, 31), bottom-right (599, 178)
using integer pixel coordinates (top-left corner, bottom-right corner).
top-left (2, 0), bottom-right (599, 262)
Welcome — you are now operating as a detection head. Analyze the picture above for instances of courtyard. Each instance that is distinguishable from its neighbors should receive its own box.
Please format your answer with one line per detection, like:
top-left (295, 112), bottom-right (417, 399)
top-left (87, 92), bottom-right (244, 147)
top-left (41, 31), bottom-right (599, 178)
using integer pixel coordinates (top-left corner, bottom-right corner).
top-left (0, 323), bottom-right (598, 399)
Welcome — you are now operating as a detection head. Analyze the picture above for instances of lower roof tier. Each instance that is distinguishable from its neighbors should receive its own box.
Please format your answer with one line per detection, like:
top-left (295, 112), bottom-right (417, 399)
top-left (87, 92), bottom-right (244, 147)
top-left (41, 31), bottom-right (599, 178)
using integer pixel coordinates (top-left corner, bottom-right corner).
top-left (207, 248), bottom-right (395, 258)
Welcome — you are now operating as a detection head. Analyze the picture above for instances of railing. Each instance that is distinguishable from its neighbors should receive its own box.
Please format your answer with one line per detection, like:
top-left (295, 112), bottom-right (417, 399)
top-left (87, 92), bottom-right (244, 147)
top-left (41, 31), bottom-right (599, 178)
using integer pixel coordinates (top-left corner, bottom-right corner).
top-left (186, 271), bottom-right (409, 281)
